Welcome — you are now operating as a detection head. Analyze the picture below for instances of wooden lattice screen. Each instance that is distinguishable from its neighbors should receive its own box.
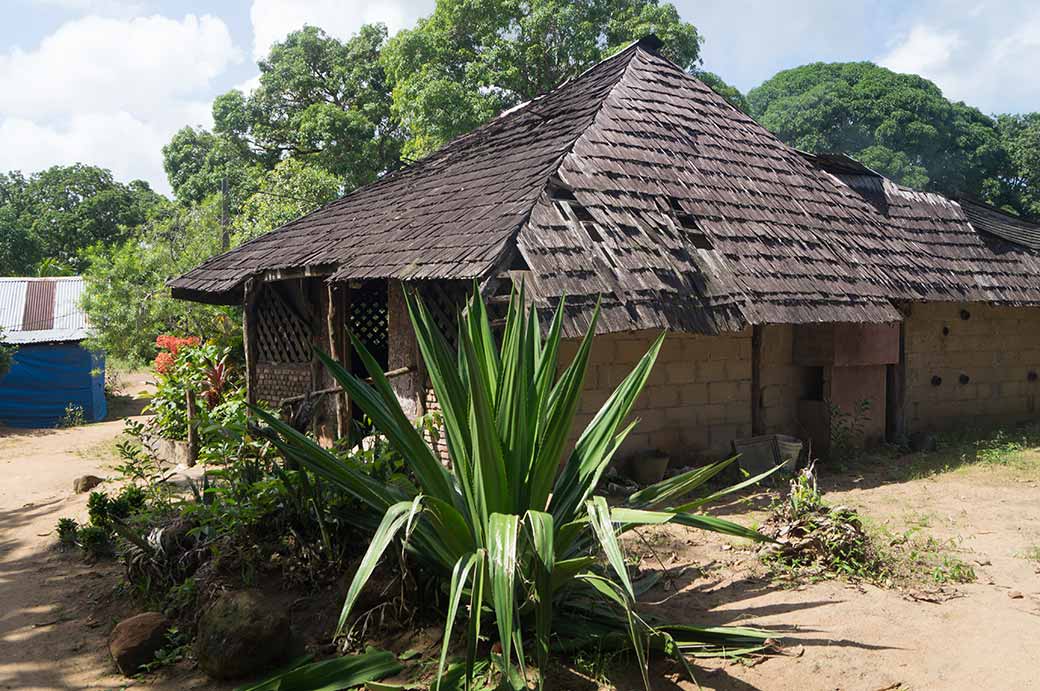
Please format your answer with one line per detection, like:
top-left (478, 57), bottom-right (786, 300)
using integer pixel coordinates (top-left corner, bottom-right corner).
top-left (418, 281), bottom-right (468, 348)
top-left (349, 281), bottom-right (389, 366)
top-left (254, 285), bottom-right (312, 363)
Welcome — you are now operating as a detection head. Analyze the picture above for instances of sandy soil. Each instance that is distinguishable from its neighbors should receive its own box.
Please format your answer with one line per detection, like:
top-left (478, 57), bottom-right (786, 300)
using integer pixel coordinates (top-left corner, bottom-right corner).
top-left (0, 372), bottom-right (221, 691)
top-left (611, 459), bottom-right (1040, 691)
top-left (2, 384), bottom-right (1039, 690)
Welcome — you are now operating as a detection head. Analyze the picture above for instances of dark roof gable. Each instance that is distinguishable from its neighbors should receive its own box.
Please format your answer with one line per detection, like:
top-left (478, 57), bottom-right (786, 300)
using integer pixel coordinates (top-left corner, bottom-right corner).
top-left (172, 39), bottom-right (1040, 336)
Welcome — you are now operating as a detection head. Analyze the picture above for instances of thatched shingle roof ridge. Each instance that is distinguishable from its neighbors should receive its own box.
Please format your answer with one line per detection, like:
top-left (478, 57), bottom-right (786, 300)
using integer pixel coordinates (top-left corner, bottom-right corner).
top-left (170, 40), bottom-right (646, 304)
top-left (172, 36), bottom-right (1040, 335)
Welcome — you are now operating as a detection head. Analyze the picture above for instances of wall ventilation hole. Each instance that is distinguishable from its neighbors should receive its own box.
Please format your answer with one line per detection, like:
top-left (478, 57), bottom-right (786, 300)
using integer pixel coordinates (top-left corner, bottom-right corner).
top-left (960, 309), bottom-right (971, 320)
top-left (959, 373), bottom-right (970, 385)
top-left (1029, 371), bottom-right (1038, 382)
top-left (942, 326), bottom-right (950, 336)
top-left (931, 375), bottom-right (943, 387)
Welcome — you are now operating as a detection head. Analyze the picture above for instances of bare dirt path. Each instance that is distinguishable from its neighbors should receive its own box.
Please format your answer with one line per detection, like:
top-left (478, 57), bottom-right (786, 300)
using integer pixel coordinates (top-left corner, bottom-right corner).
top-left (0, 373), bottom-right (218, 691)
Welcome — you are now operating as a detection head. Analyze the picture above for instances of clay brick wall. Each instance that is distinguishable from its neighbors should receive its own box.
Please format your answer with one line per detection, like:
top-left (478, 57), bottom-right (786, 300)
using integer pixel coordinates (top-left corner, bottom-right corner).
top-left (560, 329), bottom-right (753, 463)
top-left (255, 362), bottom-right (311, 405)
top-left (905, 303), bottom-right (1040, 431)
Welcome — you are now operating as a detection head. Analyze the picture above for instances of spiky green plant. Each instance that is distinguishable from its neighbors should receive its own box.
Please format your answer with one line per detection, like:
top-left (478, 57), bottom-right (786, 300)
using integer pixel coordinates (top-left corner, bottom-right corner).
top-left (253, 286), bottom-right (777, 689)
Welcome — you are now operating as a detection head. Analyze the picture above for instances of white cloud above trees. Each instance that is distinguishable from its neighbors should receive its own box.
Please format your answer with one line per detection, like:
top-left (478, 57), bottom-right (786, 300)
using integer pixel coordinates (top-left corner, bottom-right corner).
top-left (0, 13), bottom-right (239, 193)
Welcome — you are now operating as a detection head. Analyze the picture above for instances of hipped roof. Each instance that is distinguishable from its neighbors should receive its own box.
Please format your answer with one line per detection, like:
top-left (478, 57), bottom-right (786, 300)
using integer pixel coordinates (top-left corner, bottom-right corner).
top-left (171, 38), bottom-right (1040, 336)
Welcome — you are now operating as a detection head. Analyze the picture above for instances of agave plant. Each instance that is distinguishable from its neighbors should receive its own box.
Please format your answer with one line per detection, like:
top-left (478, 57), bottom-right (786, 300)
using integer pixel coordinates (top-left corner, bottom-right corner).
top-left (253, 286), bottom-right (777, 689)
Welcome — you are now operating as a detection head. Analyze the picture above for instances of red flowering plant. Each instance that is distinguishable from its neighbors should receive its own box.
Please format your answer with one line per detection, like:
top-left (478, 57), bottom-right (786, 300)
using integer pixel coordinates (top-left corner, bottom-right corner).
top-left (148, 336), bottom-right (240, 440)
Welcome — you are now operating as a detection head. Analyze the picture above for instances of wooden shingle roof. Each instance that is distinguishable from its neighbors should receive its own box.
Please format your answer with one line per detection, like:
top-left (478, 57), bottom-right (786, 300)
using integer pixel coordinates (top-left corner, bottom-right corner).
top-left (171, 38), bottom-right (1040, 336)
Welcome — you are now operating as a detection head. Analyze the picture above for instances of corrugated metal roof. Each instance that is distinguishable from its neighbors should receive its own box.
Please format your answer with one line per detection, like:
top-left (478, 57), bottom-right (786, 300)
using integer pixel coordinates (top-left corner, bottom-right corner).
top-left (0, 277), bottom-right (90, 344)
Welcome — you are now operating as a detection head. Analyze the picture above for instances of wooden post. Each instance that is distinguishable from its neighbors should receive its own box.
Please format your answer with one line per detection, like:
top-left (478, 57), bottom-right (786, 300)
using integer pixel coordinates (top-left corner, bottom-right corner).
top-left (886, 310), bottom-right (908, 443)
top-left (185, 389), bottom-right (199, 467)
top-left (327, 281), bottom-right (350, 439)
top-left (243, 278), bottom-right (259, 406)
top-left (751, 324), bottom-right (765, 436)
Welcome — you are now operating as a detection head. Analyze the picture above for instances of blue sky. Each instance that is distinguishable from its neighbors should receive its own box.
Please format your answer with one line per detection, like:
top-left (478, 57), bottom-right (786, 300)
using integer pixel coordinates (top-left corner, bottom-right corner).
top-left (2, 0), bottom-right (1037, 195)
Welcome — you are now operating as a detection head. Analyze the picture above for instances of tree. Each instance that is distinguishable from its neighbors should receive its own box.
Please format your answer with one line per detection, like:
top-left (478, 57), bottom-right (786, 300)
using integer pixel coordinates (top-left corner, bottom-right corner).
top-left (747, 62), bottom-right (1009, 199)
top-left (0, 165), bottom-right (165, 274)
top-left (233, 158), bottom-right (342, 244)
top-left (995, 113), bottom-right (1040, 221)
top-left (162, 126), bottom-right (261, 210)
top-left (695, 70), bottom-right (748, 113)
top-left (81, 198), bottom-right (239, 364)
top-left (382, 0), bottom-right (702, 157)
top-left (211, 24), bottom-right (404, 190)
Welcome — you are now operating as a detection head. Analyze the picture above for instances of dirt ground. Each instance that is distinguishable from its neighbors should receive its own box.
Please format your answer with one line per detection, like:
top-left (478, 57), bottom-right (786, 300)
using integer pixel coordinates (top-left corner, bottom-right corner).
top-left (0, 372), bottom-right (224, 691)
top-left (2, 381), bottom-right (1039, 690)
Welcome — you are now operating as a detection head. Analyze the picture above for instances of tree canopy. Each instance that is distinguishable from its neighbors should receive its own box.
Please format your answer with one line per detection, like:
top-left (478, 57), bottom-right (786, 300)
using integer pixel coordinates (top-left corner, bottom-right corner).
top-left (212, 24), bottom-right (405, 191)
top-left (747, 62), bottom-right (1010, 200)
top-left (0, 164), bottom-right (162, 275)
top-left (382, 0), bottom-right (703, 157)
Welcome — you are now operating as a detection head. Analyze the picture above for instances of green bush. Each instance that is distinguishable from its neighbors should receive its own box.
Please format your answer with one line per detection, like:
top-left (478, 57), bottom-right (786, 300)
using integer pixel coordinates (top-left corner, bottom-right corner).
top-left (256, 286), bottom-right (778, 688)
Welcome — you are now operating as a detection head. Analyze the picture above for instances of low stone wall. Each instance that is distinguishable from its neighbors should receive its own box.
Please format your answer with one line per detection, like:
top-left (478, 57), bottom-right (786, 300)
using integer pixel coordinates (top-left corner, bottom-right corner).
top-left (142, 433), bottom-right (193, 467)
top-left (905, 303), bottom-right (1040, 431)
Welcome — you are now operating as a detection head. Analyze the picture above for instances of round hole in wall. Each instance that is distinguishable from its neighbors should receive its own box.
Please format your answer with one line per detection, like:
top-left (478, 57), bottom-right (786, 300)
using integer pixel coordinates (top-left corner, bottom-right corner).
top-left (960, 309), bottom-right (971, 320)
top-left (931, 375), bottom-right (943, 387)
top-left (959, 373), bottom-right (970, 385)
top-left (1029, 371), bottom-right (1038, 382)
top-left (942, 326), bottom-right (950, 336)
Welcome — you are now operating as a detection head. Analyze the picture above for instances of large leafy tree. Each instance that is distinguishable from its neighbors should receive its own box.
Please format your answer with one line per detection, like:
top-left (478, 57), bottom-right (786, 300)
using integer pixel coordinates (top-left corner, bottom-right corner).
top-left (81, 197), bottom-right (239, 364)
top-left (162, 125), bottom-right (261, 211)
top-left (211, 24), bottom-right (404, 190)
top-left (995, 113), bottom-right (1040, 221)
top-left (747, 62), bottom-right (1009, 199)
top-left (383, 0), bottom-right (703, 157)
top-left (233, 158), bottom-right (342, 244)
top-left (0, 165), bottom-right (163, 275)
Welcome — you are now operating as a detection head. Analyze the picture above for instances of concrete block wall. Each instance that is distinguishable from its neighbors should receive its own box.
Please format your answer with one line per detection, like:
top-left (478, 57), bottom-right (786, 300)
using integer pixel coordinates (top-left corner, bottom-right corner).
top-left (560, 329), bottom-right (753, 464)
top-left (905, 303), bottom-right (1040, 430)
top-left (758, 324), bottom-right (804, 437)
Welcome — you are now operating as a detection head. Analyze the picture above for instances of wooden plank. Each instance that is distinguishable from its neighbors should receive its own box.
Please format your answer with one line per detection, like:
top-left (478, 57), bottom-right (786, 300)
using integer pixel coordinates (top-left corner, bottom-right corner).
top-left (328, 281), bottom-right (350, 438)
top-left (751, 324), bottom-right (764, 436)
top-left (243, 278), bottom-right (259, 406)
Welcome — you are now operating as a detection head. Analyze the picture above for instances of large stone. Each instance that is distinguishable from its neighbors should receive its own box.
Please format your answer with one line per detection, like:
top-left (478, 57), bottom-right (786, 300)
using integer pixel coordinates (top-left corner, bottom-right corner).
top-left (73, 475), bottom-right (104, 493)
top-left (195, 590), bottom-right (292, 680)
top-left (109, 612), bottom-right (170, 675)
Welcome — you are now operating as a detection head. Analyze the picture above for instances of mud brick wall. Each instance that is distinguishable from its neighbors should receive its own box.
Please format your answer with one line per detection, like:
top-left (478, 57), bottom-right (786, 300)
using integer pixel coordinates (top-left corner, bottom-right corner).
top-left (254, 362), bottom-right (311, 405)
top-left (560, 329), bottom-right (753, 464)
top-left (905, 303), bottom-right (1040, 431)
top-left (758, 324), bottom-right (805, 437)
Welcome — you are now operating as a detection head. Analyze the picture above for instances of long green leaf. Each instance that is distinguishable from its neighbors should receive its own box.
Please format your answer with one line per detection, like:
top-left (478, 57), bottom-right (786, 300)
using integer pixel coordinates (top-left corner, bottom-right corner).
top-left (609, 506), bottom-right (772, 542)
top-left (671, 460), bottom-right (788, 512)
top-left (233, 648), bottom-right (402, 691)
top-left (586, 497), bottom-right (633, 598)
top-left (551, 332), bottom-right (665, 522)
top-left (525, 510), bottom-right (555, 678)
top-left (336, 500), bottom-right (417, 637)
top-left (487, 513), bottom-right (520, 674)
top-left (628, 457), bottom-right (736, 508)
top-left (436, 552), bottom-right (481, 690)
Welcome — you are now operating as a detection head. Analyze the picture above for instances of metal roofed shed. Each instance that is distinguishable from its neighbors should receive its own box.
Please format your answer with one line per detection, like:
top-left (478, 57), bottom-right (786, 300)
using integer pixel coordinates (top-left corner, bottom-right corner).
top-left (0, 277), bottom-right (106, 427)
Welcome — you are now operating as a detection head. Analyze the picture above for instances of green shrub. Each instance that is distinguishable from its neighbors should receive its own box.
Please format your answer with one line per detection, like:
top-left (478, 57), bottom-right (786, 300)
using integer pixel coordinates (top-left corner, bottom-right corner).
top-left (256, 286), bottom-right (778, 688)
top-left (56, 517), bottom-right (79, 548)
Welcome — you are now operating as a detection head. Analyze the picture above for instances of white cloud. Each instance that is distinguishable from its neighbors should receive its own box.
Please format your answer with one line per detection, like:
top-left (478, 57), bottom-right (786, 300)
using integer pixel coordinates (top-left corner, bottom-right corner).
top-left (0, 13), bottom-right (241, 195)
top-left (250, 0), bottom-right (434, 60)
top-left (877, 4), bottom-right (1040, 113)
top-left (28, 0), bottom-right (148, 16)
top-left (0, 14), bottom-right (239, 121)
top-left (879, 25), bottom-right (961, 75)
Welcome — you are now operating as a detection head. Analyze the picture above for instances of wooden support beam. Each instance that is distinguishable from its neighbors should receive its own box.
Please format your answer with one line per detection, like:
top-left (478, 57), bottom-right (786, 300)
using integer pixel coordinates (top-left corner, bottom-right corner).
top-left (243, 278), bottom-right (259, 406)
top-left (328, 282), bottom-right (350, 438)
top-left (751, 324), bottom-right (765, 436)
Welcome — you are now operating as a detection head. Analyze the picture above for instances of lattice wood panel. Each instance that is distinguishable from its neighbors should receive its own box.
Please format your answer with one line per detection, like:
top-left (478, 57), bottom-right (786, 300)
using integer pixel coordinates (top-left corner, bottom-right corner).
top-left (349, 281), bottom-right (389, 355)
top-left (418, 281), bottom-right (468, 348)
top-left (255, 285), bottom-right (312, 363)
